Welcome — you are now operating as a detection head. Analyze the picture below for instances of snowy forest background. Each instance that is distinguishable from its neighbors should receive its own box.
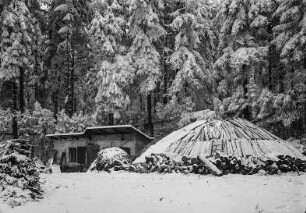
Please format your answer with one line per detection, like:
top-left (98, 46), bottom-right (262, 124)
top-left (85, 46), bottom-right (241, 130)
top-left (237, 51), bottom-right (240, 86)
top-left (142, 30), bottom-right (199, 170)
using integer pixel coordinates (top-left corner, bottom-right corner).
top-left (0, 0), bottom-right (305, 147)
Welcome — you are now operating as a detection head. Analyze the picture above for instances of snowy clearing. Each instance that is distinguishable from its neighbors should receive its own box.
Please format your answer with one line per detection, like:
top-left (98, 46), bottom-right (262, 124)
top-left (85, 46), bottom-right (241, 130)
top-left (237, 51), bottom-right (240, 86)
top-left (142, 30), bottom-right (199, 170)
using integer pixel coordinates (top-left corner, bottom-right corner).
top-left (1, 172), bottom-right (306, 213)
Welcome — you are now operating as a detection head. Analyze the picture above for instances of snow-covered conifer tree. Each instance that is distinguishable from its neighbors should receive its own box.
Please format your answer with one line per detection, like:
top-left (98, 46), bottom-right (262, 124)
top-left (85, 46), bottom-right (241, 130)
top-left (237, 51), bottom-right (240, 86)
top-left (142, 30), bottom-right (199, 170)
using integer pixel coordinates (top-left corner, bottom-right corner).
top-left (271, 0), bottom-right (306, 128)
top-left (0, 0), bottom-right (41, 137)
top-left (168, 0), bottom-right (217, 108)
top-left (89, 0), bottom-right (132, 124)
top-left (214, 0), bottom-right (275, 119)
top-left (128, 0), bottom-right (167, 135)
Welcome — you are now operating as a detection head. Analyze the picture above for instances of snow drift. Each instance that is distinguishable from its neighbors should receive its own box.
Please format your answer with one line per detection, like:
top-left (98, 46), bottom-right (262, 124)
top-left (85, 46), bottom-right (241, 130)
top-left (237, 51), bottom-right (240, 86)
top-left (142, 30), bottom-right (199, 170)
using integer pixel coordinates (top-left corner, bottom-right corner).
top-left (87, 147), bottom-right (130, 172)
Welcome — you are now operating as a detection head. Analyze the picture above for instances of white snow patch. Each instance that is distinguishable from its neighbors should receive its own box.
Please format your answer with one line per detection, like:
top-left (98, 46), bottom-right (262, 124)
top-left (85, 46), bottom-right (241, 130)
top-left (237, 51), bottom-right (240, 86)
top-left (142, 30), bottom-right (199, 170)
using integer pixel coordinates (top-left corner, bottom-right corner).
top-left (2, 172), bottom-right (306, 213)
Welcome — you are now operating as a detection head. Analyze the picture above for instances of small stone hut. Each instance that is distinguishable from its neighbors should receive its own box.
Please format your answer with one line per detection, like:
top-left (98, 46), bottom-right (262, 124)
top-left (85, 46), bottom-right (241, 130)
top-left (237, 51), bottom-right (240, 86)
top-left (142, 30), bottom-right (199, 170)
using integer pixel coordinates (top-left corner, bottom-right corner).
top-left (134, 118), bottom-right (305, 163)
top-left (46, 125), bottom-right (154, 171)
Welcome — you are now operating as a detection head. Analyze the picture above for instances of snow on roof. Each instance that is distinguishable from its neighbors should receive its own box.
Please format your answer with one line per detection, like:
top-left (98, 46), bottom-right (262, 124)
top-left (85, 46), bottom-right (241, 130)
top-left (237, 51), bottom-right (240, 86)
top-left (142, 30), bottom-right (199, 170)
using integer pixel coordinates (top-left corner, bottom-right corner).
top-left (46, 125), bottom-right (155, 141)
top-left (134, 118), bottom-right (306, 163)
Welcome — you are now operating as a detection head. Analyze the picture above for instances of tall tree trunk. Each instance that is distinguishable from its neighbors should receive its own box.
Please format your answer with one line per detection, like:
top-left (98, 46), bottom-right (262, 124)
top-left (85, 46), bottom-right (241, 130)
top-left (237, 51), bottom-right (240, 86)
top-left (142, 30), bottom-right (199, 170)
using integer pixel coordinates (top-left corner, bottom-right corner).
top-left (268, 45), bottom-right (273, 91)
top-left (279, 68), bottom-right (284, 93)
top-left (304, 57), bottom-right (306, 132)
top-left (139, 94), bottom-right (144, 111)
top-left (162, 37), bottom-right (168, 105)
top-left (163, 70), bottom-right (168, 105)
top-left (19, 66), bottom-right (25, 113)
top-left (267, 23), bottom-right (274, 91)
top-left (242, 64), bottom-right (251, 120)
top-left (74, 97), bottom-right (77, 113)
top-left (147, 94), bottom-right (154, 137)
top-left (65, 68), bottom-right (70, 116)
top-left (290, 65), bottom-right (294, 90)
top-left (108, 113), bottom-right (114, 125)
top-left (34, 83), bottom-right (38, 103)
top-left (65, 34), bottom-right (75, 117)
top-left (53, 90), bottom-right (59, 119)
top-left (12, 116), bottom-right (18, 139)
top-left (154, 85), bottom-right (159, 112)
top-left (162, 7), bottom-right (174, 105)
top-left (67, 50), bottom-right (75, 117)
top-left (71, 50), bottom-right (75, 114)
top-left (12, 81), bottom-right (18, 139)
top-left (65, 40), bottom-right (70, 116)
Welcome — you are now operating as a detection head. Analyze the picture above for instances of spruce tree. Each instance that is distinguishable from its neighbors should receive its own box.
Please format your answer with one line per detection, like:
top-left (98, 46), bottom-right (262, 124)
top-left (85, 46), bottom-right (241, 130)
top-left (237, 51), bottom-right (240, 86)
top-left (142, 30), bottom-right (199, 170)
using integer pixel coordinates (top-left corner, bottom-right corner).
top-left (90, 0), bottom-right (132, 124)
top-left (128, 0), bottom-right (167, 136)
top-left (168, 0), bottom-right (217, 110)
top-left (48, 0), bottom-right (91, 117)
top-left (272, 0), bottom-right (306, 131)
top-left (0, 0), bottom-right (41, 137)
top-left (214, 0), bottom-right (275, 119)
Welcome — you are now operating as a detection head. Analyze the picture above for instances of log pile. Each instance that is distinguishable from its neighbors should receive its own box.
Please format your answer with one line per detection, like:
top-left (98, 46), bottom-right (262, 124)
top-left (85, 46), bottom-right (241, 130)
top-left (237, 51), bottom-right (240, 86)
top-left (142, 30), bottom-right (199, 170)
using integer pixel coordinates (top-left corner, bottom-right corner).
top-left (211, 154), bottom-right (306, 175)
top-left (129, 154), bottom-right (210, 174)
top-left (0, 139), bottom-right (43, 207)
top-left (131, 153), bottom-right (306, 175)
top-left (90, 152), bottom-right (306, 176)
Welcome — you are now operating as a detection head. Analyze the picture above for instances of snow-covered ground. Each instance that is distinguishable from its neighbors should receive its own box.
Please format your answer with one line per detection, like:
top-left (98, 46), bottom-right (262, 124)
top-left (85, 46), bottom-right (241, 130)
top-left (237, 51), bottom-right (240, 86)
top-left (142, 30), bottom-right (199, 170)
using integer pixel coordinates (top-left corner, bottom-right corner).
top-left (1, 172), bottom-right (306, 213)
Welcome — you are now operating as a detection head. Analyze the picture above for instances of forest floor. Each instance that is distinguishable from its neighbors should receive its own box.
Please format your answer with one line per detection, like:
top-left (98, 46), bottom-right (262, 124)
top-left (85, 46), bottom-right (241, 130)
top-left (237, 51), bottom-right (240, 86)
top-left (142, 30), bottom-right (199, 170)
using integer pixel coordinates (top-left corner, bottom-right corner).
top-left (1, 172), bottom-right (306, 213)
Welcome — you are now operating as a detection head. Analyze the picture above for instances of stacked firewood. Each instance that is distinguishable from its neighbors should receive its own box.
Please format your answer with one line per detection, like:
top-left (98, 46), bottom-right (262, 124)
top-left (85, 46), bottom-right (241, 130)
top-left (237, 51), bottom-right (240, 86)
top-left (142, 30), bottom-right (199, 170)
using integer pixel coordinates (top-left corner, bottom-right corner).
top-left (94, 152), bottom-right (305, 176)
top-left (88, 145), bottom-right (306, 176)
top-left (270, 155), bottom-right (305, 174)
top-left (0, 139), bottom-right (43, 207)
top-left (212, 154), bottom-right (306, 175)
top-left (129, 154), bottom-right (211, 175)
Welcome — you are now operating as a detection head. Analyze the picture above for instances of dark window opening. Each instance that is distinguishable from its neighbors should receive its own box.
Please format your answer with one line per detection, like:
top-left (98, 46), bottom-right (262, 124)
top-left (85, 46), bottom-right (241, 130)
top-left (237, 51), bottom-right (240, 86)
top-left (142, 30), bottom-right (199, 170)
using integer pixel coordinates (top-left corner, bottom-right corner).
top-left (69, 148), bottom-right (77, 162)
top-left (77, 147), bottom-right (86, 164)
top-left (69, 147), bottom-right (86, 164)
top-left (120, 147), bottom-right (130, 155)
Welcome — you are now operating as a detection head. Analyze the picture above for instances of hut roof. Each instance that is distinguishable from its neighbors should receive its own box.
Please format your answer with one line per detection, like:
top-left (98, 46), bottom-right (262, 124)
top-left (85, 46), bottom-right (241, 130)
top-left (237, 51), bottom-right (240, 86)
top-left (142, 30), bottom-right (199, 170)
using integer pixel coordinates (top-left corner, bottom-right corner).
top-left (134, 118), bottom-right (305, 163)
top-left (46, 125), bottom-right (155, 141)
